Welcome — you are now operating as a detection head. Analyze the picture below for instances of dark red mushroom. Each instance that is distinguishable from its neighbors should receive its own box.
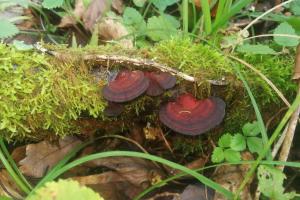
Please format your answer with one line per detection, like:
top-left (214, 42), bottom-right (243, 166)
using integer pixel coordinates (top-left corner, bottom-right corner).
top-left (102, 70), bottom-right (149, 102)
top-left (159, 93), bottom-right (225, 135)
top-left (104, 102), bottom-right (124, 117)
top-left (144, 72), bottom-right (176, 96)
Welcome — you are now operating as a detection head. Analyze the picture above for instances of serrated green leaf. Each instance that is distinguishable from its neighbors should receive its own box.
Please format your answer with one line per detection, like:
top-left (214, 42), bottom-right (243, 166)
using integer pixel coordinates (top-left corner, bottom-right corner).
top-left (274, 22), bottom-right (299, 47)
top-left (237, 44), bottom-right (277, 55)
top-left (13, 40), bottom-right (33, 51)
top-left (224, 149), bottom-right (241, 162)
top-left (42, 0), bottom-right (64, 9)
top-left (290, 0), bottom-right (300, 15)
top-left (247, 137), bottom-right (263, 154)
top-left (150, 0), bottom-right (178, 11)
top-left (242, 121), bottom-right (260, 136)
top-left (218, 133), bottom-right (232, 148)
top-left (258, 165), bottom-right (295, 200)
top-left (123, 7), bottom-right (146, 34)
top-left (133, 0), bottom-right (146, 7)
top-left (146, 14), bottom-right (179, 41)
top-left (26, 179), bottom-right (104, 200)
top-left (0, 19), bottom-right (19, 39)
top-left (211, 147), bottom-right (224, 163)
top-left (230, 134), bottom-right (246, 151)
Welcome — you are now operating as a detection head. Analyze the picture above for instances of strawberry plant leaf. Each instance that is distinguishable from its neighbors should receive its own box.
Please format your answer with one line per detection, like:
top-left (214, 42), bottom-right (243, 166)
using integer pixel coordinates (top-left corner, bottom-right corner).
top-left (247, 137), bottom-right (263, 155)
top-left (13, 40), bottom-right (33, 51)
top-left (242, 121), bottom-right (260, 136)
top-left (150, 0), bottom-right (178, 11)
top-left (146, 14), bottom-right (179, 41)
top-left (0, 19), bottom-right (19, 39)
top-left (224, 149), bottom-right (241, 162)
top-left (218, 133), bottom-right (232, 148)
top-left (237, 44), bottom-right (277, 55)
top-left (133, 0), bottom-right (146, 7)
top-left (26, 179), bottom-right (104, 200)
top-left (273, 22), bottom-right (299, 47)
top-left (230, 133), bottom-right (246, 151)
top-left (42, 0), bottom-right (64, 9)
top-left (211, 147), bottom-right (224, 163)
top-left (258, 165), bottom-right (295, 200)
top-left (123, 7), bottom-right (146, 34)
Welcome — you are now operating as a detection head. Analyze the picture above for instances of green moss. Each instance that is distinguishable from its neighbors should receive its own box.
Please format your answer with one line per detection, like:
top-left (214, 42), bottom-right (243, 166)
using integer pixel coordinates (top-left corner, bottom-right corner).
top-left (150, 37), bottom-right (233, 79)
top-left (0, 38), bottom-right (296, 142)
top-left (0, 44), bottom-right (106, 140)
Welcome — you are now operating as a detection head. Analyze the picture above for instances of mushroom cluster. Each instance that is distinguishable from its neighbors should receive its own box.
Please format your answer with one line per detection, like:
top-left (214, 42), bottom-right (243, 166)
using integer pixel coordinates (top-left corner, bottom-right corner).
top-left (102, 70), bottom-right (176, 116)
top-left (102, 70), bottom-right (226, 136)
top-left (159, 93), bottom-right (226, 136)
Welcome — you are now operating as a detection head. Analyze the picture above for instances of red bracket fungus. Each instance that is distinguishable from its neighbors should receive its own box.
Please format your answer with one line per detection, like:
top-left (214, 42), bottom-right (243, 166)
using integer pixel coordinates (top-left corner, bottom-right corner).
top-left (144, 72), bottom-right (176, 96)
top-left (102, 70), bottom-right (149, 102)
top-left (159, 93), bottom-right (226, 135)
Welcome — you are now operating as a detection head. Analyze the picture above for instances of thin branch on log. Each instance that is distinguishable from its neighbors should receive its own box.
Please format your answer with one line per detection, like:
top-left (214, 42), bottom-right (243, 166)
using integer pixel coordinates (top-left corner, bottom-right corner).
top-left (34, 43), bottom-right (229, 85)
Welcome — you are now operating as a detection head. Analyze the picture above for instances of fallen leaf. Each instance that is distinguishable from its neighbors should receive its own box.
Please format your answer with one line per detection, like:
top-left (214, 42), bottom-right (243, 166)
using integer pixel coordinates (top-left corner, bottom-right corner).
top-left (84, 156), bottom-right (164, 187)
top-left (72, 157), bottom-right (164, 200)
top-left (97, 16), bottom-right (133, 48)
top-left (111, 0), bottom-right (124, 14)
top-left (82, 0), bottom-right (109, 31)
top-left (58, 0), bottom-right (85, 28)
top-left (19, 136), bottom-right (82, 178)
top-left (177, 184), bottom-right (214, 200)
top-left (212, 152), bottom-right (253, 200)
top-left (59, 0), bottom-right (124, 30)
top-left (0, 170), bottom-right (23, 199)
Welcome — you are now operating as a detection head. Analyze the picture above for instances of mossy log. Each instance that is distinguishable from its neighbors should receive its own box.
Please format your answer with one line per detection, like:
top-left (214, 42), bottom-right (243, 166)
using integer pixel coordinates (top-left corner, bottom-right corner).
top-left (0, 38), bottom-right (296, 141)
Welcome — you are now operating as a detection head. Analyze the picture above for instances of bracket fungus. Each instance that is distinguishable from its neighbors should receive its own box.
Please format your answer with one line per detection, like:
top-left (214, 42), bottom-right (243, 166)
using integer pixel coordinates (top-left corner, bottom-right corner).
top-left (102, 70), bottom-right (149, 102)
top-left (159, 93), bottom-right (226, 135)
top-left (144, 72), bottom-right (176, 96)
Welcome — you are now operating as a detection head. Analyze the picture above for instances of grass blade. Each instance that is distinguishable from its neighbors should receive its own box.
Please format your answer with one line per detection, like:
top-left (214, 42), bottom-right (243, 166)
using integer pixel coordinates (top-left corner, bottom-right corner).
top-left (36, 151), bottom-right (234, 199)
top-left (0, 144), bottom-right (30, 194)
top-left (235, 93), bottom-right (300, 199)
top-left (135, 159), bottom-right (300, 200)
top-left (233, 64), bottom-right (271, 160)
top-left (0, 138), bottom-right (32, 190)
top-left (200, 0), bottom-right (212, 34)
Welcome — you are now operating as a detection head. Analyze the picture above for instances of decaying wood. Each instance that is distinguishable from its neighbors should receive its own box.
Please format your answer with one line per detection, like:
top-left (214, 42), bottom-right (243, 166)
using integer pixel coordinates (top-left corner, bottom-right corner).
top-left (34, 43), bottom-right (229, 85)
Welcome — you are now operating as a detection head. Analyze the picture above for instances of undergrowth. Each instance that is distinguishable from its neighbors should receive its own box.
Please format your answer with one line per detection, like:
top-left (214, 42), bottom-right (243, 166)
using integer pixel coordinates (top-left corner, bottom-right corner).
top-left (0, 38), bottom-right (296, 141)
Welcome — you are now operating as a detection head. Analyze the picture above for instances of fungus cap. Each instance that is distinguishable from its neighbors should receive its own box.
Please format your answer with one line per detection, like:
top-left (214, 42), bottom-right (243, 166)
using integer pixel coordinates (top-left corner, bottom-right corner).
top-left (144, 72), bottom-right (176, 96)
top-left (102, 70), bottom-right (149, 102)
top-left (159, 93), bottom-right (226, 135)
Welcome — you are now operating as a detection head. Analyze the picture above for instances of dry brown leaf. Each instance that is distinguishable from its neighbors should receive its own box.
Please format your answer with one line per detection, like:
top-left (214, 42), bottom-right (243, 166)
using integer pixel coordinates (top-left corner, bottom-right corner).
top-left (58, 0), bottom-right (85, 28)
top-left (212, 152), bottom-right (253, 200)
top-left (111, 0), bottom-right (124, 14)
top-left (19, 136), bottom-right (82, 178)
top-left (178, 184), bottom-right (214, 200)
top-left (0, 170), bottom-right (23, 199)
top-left (71, 157), bottom-right (164, 200)
top-left (97, 17), bottom-right (133, 48)
top-left (59, 0), bottom-right (124, 30)
top-left (84, 156), bottom-right (164, 187)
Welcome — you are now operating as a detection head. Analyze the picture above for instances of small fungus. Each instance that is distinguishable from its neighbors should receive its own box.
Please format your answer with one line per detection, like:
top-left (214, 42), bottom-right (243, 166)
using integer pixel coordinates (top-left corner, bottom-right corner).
top-left (144, 72), bottom-right (176, 96)
top-left (102, 70), bottom-right (149, 102)
top-left (104, 102), bottom-right (124, 117)
top-left (159, 93), bottom-right (226, 135)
